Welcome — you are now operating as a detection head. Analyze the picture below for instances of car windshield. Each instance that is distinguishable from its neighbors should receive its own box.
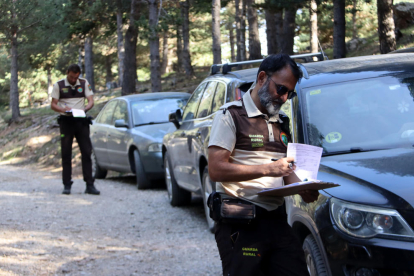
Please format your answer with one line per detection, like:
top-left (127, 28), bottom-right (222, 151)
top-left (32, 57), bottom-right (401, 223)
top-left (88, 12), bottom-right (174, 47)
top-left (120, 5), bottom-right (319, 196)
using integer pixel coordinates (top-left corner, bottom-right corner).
top-left (303, 74), bottom-right (414, 154)
top-left (131, 97), bottom-right (188, 126)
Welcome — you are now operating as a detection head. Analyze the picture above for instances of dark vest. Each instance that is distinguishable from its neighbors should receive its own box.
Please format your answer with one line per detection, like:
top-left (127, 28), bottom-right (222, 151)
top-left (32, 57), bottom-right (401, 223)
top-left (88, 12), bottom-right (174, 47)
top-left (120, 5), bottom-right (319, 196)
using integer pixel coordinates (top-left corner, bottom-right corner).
top-left (58, 79), bottom-right (86, 99)
top-left (227, 100), bottom-right (291, 153)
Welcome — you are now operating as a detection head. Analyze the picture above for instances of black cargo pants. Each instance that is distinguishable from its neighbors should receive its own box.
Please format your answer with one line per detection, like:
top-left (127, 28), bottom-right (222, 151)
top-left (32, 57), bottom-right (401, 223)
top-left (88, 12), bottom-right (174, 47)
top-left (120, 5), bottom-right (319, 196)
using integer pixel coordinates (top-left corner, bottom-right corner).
top-left (215, 205), bottom-right (309, 276)
top-left (58, 116), bottom-right (94, 186)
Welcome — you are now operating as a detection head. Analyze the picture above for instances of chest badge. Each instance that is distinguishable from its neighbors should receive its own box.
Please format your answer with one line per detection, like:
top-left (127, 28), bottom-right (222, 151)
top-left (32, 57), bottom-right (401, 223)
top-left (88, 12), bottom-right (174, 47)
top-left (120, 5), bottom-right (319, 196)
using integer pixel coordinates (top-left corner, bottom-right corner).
top-left (280, 132), bottom-right (288, 147)
top-left (77, 87), bottom-right (83, 93)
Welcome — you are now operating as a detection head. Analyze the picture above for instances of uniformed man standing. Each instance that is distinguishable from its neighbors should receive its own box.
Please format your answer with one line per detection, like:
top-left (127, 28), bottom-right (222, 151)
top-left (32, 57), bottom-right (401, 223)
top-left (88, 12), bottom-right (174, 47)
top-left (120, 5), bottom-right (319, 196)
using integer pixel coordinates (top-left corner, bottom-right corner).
top-left (51, 64), bottom-right (100, 195)
top-left (208, 54), bottom-right (319, 275)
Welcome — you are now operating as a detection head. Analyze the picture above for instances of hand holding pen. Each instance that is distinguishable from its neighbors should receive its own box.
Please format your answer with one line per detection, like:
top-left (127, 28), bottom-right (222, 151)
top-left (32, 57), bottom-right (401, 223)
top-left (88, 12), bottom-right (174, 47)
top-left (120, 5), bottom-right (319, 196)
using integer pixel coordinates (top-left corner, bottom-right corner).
top-left (268, 157), bottom-right (296, 177)
top-left (271, 158), bottom-right (296, 169)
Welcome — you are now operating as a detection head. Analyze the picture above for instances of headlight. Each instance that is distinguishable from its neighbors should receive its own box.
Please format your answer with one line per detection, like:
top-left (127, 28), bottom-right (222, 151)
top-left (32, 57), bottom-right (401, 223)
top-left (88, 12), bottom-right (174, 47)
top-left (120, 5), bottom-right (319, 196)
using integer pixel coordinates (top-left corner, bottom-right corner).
top-left (147, 143), bottom-right (162, 152)
top-left (330, 198), bottom-right (414, 239)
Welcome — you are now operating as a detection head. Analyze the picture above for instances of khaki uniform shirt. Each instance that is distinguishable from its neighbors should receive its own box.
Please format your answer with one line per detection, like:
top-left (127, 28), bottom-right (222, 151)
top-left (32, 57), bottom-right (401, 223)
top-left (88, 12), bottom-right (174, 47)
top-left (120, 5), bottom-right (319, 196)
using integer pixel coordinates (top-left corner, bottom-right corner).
top-left (51, 77), bottom-right (93, 115)
top-left (208, 90), bottom-right (289, 211)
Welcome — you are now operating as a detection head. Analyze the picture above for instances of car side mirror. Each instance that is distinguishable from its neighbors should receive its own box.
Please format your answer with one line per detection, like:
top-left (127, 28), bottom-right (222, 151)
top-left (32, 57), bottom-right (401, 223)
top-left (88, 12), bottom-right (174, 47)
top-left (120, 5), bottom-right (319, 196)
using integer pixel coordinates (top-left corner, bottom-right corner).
top-left (114, 119), bottom-right (128, 128)
top-left (169, 109), bottom-right (182, 129)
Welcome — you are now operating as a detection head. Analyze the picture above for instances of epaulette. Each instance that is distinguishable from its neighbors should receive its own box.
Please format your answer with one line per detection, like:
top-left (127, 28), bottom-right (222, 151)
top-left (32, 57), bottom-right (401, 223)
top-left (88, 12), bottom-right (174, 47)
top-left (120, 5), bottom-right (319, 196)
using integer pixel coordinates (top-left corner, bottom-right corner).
top-left (218, 100), bottom-right (242, 114)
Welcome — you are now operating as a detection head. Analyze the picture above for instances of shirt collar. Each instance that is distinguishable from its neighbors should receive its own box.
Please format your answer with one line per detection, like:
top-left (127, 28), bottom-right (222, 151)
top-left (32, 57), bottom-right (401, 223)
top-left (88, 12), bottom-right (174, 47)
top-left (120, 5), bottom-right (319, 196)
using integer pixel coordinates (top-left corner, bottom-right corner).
top-left (242, 89), bottom-right (283, 123)
top-left (64, 77), bottom-right (80, 87)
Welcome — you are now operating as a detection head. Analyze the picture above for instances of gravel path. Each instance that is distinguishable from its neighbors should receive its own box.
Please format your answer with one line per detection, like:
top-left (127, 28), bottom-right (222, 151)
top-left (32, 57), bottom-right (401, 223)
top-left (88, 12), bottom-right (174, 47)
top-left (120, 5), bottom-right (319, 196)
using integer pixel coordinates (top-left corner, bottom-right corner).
top-left (0, 165), bottom-right (222, 276)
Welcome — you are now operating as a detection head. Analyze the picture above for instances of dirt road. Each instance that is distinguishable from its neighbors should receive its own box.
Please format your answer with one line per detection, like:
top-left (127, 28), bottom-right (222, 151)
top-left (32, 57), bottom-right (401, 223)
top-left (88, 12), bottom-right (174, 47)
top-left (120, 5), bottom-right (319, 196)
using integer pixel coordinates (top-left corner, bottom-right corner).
top-left (0, 164), bottom-right (221, 276)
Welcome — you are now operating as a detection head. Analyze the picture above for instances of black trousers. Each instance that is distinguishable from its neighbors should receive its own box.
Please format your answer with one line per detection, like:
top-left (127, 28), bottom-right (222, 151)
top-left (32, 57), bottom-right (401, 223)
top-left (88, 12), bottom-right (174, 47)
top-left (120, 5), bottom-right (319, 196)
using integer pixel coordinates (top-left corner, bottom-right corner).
top-left (215, 206), bottom-right (309, 276)
top-left (59, 116), bottom-right (94, 186)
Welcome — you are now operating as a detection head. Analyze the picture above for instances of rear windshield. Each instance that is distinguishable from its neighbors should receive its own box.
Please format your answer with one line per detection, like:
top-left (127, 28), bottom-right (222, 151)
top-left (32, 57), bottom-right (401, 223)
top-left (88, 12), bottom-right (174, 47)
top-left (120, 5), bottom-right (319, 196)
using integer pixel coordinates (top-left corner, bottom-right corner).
top-left (303, 74), bottom-right (414, 154)
top-left (131, 97), bottom-right (188, 126)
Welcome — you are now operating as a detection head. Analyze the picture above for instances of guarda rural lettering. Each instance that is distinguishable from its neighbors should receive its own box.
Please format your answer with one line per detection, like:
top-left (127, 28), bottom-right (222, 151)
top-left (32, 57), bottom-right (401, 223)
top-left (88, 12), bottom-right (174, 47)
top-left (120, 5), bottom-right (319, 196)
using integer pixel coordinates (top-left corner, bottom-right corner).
top-left (242, 247), bottom-right (259, 257)
top-left (249, 134), bottom-right (264, 148)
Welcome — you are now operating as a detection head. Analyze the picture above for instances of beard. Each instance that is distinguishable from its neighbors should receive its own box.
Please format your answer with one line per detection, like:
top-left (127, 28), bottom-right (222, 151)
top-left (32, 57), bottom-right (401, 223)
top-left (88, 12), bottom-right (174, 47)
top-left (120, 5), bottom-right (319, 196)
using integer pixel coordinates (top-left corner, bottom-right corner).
top-left (257, 79), bottom-right (283, 116)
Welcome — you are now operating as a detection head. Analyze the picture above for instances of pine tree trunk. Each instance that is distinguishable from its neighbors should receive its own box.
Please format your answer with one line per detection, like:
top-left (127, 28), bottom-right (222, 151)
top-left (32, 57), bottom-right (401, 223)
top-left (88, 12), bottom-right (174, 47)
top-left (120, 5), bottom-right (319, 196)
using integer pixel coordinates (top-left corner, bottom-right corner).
top-left (333, 0), bottom-right (346, 59)
top-left (123, 0), bottom-right (140, 95)
top-left (105, 55), bottom-right (113, 85)
top-left (235, 0), bottom-right (247, 61)
top-left (229, 27), bottom-right (236, 62)
top-left (176, 22), bottom-right (183, 73)
top-left (149, 0), bottom-right (161, 92)
top-left (265, 9), bottom-right (283, 55)
top-left (47, 67), bottom-right (53, 102)
top-left (310, 0), bottom-right (318, 53)
top-left (377, 0), bottom-right (396, 54)
top-left (212, 0), bottom-right (222, 64)
top-left (160, 31), bottom-right (169, 75)
top-left (78, 45), bottom-right (83, 77)
top-left (282, 7), bottom-right (297, 55)
top-left (247, 0), bottom-right (261, 60)
top-left (10, 27), bottom-right (20, 122)
top-left (116, 0), bottom-right (125, 87)
top-left (84, 35), bottom-right (95, 91)
top-left (180, 0), bottom-right (194, 77)
top-left (352, 0), bottom-right (357, 39)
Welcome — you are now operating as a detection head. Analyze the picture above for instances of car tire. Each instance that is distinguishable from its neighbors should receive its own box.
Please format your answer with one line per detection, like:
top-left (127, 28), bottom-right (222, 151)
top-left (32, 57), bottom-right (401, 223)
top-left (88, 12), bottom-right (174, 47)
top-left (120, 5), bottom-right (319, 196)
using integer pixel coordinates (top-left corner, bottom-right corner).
top-left (133, 149), bottom-right (151, 190)
top-left (164, 151), bottom-right (191, 206)
top-left (91, 150), bottom-right (107, 179)
top-left (202, 167), bottom-right (216, 233)
top-left (303, 234), bottom-right (328, 276)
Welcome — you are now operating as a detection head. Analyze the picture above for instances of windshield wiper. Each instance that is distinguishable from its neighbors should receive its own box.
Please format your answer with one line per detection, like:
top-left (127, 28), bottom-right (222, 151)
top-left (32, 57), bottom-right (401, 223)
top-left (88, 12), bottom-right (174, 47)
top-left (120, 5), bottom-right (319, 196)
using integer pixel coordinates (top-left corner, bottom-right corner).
top-left (134, 121), bottom-right (169, 127)
top-left (322, 147), bottom-right (387, 157)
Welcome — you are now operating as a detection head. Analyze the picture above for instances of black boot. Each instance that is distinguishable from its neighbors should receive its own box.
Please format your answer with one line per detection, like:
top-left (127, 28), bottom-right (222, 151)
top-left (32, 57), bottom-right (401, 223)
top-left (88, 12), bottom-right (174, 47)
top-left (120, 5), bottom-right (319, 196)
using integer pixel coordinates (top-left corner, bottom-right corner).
top-left (62, 181), bottom-right (73, 195)
top-left (85, 183), bottom-right (100, 195)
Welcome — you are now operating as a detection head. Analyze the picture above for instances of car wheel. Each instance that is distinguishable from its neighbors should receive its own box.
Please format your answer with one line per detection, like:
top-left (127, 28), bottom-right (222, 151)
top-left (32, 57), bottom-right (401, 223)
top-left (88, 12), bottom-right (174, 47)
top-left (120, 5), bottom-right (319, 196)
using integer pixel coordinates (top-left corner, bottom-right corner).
top-left (303, 234), bottom-right (328, 276)
top-left (91, 150), bottom-right (107, 179)
top-left (164, 151), bottom-right (191, 206)
top-left (202, 167), bottom-right (216, 233)
top-left (133, 149), bottom-right (151, 190)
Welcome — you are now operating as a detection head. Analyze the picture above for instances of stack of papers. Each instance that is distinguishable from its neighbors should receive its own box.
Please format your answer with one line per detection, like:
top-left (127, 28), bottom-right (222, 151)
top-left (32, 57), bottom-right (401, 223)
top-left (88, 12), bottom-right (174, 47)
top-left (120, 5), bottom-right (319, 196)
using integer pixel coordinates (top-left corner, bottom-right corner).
top-left (71, 109), bottom-right (86, 118)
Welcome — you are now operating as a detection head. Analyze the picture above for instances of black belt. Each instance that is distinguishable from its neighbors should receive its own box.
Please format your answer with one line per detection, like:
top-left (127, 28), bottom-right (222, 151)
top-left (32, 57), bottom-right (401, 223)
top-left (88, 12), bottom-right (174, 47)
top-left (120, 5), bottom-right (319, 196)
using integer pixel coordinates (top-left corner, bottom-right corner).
top-left (255, 203), bottom-right (287, 218)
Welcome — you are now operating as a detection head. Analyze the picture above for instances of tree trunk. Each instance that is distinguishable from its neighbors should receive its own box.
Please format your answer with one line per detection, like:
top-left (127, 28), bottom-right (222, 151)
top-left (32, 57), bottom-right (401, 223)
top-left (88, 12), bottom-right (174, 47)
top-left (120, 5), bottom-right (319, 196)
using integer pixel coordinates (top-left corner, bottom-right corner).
top-left (333, 0), bottom-right (346, 59)
top-left (310, 0), bottom-right (318, 53)
top-left (78, 45), bottom-right (83, 77)
top-left (105, 55), bottom-right (113, 85)
top-left (84, 35), bottom-right (95, 91)
top-left (148, 0), bottom-right (161, 92)
top-left (247, 0), bottom-right (261, 59)
top-left (160, 30), bottom-right (169, 75)
top-left (282, 7), bottom-right (298, 55)
top-left (352, 0), bottom-right (358, 39)
top-left (229, 27), bottom-right (236, 62)
top-left (235, 0), bottom-right (247, 61)
top-left (212, 0), bottom-right (222, 64)
top-left (47, 67), bottom-right (53, 102)
top-left (180, 0), bottom-right (194, 77)
top-left (377, 0), bottom-right (396, 54)
top-left (176, 22), bottom-right (183, 73)
top-left (10, 27), bottom-right (20, 121)
top-left (123, 0), bottom-right (140, 95)
top-left (116, 0), bottom-right (125, 87)
top-left (265, 9), bottom-right (283, 55)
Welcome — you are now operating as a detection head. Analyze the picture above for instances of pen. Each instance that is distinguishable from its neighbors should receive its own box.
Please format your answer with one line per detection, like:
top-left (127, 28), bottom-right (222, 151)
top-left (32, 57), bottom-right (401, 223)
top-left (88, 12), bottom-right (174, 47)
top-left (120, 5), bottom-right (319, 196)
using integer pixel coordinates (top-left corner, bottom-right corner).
top-left (271, 158), bottom-right (296, 168)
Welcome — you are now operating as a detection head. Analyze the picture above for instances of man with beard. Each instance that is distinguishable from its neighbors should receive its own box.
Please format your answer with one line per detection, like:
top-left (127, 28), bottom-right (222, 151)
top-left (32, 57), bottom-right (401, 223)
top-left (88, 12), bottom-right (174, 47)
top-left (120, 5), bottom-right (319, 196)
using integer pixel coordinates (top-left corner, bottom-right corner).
top-left (208, 54), bottom-right (319, 276)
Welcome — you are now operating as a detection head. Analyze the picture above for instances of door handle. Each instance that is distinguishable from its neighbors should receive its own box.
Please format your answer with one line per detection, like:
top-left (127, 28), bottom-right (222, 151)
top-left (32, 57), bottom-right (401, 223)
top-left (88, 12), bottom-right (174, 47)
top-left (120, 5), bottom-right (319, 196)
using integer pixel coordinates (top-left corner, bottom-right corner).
top-left (180, 131), bottom-right (185, 137)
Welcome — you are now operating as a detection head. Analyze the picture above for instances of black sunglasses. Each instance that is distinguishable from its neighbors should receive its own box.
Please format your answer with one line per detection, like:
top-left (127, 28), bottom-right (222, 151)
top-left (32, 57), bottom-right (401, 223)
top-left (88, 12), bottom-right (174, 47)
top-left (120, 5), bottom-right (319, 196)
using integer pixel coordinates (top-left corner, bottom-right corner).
top-left (268, 77), bottom-right (296, 99)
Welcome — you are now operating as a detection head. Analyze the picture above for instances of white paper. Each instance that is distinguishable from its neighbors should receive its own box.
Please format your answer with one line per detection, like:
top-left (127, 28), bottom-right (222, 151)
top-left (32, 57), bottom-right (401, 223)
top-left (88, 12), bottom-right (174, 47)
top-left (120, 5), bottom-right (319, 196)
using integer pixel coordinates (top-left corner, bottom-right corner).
top-left (71, 109), bottom-right (86, 118)
top-left (287, 143), bottom-right (323, 181)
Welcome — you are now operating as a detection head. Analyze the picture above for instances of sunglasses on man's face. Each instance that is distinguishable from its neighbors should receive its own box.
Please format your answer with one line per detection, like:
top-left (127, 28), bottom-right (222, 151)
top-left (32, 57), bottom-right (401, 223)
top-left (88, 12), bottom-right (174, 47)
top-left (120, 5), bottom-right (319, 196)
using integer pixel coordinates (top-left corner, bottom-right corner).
top-left (268, 77), bottom-right (296, 99)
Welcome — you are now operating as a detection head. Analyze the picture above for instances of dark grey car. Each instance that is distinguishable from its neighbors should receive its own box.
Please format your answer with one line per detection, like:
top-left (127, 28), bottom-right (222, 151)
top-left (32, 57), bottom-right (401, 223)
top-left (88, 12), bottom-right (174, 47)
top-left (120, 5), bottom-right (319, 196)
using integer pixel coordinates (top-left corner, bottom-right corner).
top-left (91, 92), bottom-right (189, 189)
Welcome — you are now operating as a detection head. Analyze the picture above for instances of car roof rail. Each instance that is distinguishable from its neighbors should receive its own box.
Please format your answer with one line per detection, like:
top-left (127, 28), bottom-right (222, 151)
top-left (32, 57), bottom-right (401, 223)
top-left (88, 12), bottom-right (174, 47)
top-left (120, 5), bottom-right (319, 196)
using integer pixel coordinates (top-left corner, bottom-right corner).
top-left (209, 52), bottom-right (326, 75)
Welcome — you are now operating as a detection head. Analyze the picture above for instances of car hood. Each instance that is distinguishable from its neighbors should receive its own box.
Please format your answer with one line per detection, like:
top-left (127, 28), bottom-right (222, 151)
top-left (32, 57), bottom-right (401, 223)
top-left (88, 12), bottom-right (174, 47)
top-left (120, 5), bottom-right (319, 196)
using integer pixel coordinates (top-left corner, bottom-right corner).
top-left (131, 122), bottom-right (176, 142)
top-left (318, 147), bottom-right (414, 210)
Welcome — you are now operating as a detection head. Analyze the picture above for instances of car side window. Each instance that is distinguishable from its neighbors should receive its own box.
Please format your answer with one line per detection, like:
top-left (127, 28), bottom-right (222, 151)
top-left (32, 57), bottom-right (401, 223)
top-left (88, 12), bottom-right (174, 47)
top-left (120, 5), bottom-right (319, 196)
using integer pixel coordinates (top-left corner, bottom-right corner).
top-left (112, 100), bottom-right (129, 125)
top-left (211, 82), bottom-right (226, 113)
top-left (182, 82), bottom-right (207, 121)
top-left (196, 81), bottom-right (217, 118)
top-left (97, 100), bottom-right (118, 125)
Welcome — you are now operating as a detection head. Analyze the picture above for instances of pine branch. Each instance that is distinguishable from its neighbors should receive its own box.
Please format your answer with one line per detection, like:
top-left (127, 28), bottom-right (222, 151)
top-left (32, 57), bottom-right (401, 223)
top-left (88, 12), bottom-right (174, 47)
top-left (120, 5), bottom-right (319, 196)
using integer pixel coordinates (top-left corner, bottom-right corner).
top-left (17, 20), bottom-right (40, 34)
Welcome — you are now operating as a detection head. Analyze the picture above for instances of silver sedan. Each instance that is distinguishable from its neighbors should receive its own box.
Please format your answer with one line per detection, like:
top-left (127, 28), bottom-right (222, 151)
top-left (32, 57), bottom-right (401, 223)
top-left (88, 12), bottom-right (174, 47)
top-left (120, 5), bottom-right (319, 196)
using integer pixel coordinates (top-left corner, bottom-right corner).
top-left (90, 92), bottom-right (190, 189)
